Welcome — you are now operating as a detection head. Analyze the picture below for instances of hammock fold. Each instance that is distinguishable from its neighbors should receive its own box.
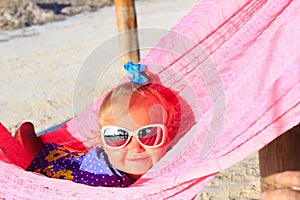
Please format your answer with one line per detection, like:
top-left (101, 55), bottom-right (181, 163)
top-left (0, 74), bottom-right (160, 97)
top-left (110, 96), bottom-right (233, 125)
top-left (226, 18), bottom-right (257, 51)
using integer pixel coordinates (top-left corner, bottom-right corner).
top-left (1, 0), bottom-right (300, 199)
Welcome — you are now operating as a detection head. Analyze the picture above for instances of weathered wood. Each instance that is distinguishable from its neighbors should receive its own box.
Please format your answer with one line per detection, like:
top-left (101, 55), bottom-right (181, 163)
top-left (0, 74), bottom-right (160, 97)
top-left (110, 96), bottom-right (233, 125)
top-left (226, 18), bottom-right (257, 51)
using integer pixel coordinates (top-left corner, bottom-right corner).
top-left (114, 0), bottom-right (140, 66)
top-left (259, 124), bottom-right (300, 190)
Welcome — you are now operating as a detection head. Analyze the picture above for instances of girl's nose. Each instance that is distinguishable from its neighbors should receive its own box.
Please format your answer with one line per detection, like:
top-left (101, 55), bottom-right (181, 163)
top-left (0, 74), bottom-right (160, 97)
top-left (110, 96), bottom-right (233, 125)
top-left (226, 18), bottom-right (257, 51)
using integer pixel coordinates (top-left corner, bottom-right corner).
top-left (125, 136), bottom-right (145, 153)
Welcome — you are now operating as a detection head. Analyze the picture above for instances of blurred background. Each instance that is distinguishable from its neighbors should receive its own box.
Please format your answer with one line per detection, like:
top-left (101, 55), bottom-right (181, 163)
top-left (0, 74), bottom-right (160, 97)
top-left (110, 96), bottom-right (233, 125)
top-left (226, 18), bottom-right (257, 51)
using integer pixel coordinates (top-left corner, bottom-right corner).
top-left (0, 0), bottom-right (113, 31)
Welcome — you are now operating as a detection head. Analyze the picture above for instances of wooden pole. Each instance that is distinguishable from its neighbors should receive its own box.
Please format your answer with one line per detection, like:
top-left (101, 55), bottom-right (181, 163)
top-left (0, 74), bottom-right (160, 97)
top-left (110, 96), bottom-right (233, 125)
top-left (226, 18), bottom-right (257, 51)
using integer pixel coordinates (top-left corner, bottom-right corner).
top-left (259, 124), bottom-right (300, 191)
top-left (114, 0), bottom-right (140, 66)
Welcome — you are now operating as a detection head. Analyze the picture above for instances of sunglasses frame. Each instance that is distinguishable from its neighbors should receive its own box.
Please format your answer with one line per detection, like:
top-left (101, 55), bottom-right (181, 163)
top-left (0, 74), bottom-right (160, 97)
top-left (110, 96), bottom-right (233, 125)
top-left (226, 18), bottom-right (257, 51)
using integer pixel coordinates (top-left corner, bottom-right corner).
top-left (101, 124), bottom-right (166, 149)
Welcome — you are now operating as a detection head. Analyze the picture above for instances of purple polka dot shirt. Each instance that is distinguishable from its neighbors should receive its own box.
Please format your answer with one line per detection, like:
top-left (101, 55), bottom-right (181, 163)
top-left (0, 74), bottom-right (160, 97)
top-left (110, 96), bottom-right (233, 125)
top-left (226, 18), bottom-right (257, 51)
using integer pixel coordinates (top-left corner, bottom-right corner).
top-left (26, 143), bottom-right (133, 187)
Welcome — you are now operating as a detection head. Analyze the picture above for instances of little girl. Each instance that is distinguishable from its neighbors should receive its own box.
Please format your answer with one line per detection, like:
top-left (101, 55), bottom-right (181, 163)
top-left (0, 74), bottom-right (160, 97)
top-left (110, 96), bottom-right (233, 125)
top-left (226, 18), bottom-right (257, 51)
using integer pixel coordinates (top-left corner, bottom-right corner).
top-left (26, 62), bottom-right (181, 187)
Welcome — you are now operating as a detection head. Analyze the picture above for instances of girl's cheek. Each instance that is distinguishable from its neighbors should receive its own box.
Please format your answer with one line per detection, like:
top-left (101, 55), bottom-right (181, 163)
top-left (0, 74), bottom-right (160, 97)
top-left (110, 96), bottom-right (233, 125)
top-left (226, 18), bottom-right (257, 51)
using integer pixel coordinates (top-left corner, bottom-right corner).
top-left (106, 150), bottom-right (127, 166)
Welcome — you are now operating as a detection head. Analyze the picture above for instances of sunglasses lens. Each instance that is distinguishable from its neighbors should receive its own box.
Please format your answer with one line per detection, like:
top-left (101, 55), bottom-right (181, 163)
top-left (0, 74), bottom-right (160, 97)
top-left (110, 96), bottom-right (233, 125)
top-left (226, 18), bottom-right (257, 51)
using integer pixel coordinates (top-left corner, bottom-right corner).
top-left (138, 127), bottom-right (164, 147)
top-left (103, 128), bottom-right (129, 147)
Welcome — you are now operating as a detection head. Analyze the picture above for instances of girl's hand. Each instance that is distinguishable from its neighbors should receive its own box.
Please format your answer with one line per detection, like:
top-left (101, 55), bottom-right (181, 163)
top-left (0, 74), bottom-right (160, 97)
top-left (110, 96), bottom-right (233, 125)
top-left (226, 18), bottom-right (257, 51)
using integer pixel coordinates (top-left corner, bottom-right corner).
top-left (261, 171), bottom-right (300, 200)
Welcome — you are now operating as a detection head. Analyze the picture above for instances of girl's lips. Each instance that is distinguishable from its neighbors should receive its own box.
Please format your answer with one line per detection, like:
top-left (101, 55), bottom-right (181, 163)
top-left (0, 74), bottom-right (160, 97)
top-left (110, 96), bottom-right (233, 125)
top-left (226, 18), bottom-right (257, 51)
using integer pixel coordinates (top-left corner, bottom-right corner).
top-left (126, 156), bottom-right (149, 161)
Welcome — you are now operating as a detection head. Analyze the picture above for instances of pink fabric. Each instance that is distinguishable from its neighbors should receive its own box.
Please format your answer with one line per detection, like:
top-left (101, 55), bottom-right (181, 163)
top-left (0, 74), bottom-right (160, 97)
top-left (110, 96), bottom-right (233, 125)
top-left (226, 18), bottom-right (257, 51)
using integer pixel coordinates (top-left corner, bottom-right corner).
top-left (1, 0), bottom-right (300, 199)
top-left (39, 123), bottom-right (88, 152)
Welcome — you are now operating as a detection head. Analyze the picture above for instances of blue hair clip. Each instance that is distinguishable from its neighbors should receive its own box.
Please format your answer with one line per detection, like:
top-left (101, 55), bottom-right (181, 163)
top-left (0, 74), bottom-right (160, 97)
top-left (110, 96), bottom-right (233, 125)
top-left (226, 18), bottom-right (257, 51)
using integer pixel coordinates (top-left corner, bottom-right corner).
top-left (124, 62), bottom-right (149, 85)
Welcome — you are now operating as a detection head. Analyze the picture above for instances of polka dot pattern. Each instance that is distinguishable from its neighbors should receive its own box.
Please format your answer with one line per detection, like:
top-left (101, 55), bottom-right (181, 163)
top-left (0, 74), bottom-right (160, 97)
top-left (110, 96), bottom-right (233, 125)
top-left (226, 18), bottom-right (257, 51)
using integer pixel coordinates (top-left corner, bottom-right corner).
top-left (26, 143), bottom-right (133, 187)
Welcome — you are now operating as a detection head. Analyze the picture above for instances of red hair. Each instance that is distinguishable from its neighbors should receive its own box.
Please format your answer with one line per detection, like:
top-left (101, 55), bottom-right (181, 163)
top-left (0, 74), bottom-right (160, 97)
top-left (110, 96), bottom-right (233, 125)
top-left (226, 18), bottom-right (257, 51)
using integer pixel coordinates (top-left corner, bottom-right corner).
top-left (98, 82), bottom-right (181, 142)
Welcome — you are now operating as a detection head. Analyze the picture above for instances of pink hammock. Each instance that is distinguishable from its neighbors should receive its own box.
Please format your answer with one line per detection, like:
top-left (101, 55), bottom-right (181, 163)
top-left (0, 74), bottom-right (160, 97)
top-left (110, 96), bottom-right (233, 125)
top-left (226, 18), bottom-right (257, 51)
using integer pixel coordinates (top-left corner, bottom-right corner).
top-left (1, 0), bottom-right (300, 199)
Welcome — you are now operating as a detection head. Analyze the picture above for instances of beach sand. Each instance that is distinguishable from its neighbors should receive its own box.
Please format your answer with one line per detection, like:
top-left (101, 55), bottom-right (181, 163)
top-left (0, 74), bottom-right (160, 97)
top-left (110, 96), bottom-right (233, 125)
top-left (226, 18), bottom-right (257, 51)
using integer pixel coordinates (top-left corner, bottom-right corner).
top-left (0, 0), bottom-right (261, 199)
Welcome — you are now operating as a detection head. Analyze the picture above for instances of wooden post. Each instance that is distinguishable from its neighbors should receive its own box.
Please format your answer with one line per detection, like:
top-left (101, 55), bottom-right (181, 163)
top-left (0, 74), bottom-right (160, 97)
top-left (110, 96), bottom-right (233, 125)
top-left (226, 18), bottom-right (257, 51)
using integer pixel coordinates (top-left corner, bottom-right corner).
top-left (259, 124), bottom-right (300, 191)
top-left (114, 0), bottom-right (140, 66)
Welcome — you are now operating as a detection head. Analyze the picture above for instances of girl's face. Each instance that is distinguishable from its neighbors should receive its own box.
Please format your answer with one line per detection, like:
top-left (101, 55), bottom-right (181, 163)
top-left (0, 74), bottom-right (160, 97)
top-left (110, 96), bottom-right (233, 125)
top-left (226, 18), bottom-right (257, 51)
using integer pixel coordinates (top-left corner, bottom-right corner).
top-left (99, 102), bottom-right (170, 179)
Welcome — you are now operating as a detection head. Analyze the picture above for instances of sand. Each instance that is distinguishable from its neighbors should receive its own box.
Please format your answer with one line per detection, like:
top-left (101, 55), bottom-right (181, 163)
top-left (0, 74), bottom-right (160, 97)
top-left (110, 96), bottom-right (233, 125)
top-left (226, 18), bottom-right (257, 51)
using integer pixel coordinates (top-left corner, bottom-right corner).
top-left (0, 0), bottom-right (261, 199)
